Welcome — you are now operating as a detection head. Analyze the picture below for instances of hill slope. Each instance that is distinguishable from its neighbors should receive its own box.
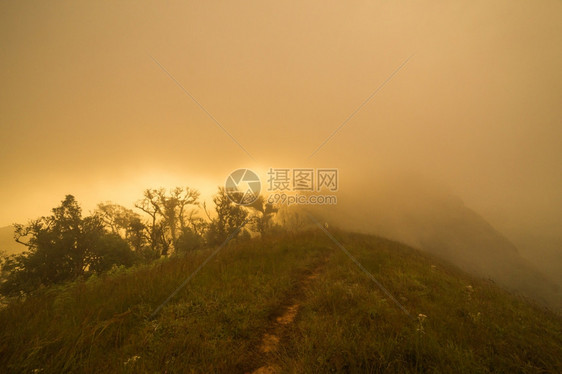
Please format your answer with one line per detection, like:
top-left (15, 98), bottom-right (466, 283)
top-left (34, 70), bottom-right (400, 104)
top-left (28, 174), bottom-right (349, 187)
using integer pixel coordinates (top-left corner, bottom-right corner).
top-left (309, 181), bottom-right (562, 309)
top-left (0, 231), bottom-right (560, 373)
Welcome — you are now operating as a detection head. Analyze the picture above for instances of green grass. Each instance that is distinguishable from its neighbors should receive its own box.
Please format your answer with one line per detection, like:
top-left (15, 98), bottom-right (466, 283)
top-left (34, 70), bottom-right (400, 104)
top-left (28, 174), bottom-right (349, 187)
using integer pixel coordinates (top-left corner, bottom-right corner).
top-left (277, 232), bottom-right (562, 373)
top-left (0, 230), bottom-right (561, 373)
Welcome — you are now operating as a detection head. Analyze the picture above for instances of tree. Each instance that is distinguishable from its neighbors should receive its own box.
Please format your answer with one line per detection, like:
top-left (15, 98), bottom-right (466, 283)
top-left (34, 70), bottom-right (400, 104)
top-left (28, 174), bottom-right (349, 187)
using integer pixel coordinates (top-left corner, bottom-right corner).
top-left (134, 187), bottom-right (200, 256)
top-left (87, 233), bottom-right (135, 273)
top-left (205, 187), bottom-right (248, 246)
top-left (95, 202), bottom-right (147, 252)
top-left (247, 196), bottom-right (278, 237)
top-left (135, 189), bottom-right (167, 255)
top-left (175, 227), bottom-right (204, 253)
top-left (160, 187), bottom-right (200, 251)
top-left (0, 195), bottom-right (134, 296)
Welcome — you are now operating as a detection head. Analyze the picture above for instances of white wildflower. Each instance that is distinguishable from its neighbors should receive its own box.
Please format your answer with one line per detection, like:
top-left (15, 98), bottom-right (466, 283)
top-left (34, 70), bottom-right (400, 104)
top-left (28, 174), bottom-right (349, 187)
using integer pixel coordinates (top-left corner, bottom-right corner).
top-left (417, 313), bottom-right (427, 334)
top-left (124, 355), bottom-right (141, 366)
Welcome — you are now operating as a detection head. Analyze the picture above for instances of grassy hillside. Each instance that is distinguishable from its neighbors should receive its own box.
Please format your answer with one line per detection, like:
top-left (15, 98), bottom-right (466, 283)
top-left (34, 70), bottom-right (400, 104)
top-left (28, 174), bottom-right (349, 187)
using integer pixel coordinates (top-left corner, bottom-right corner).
top-left (0, 230), bottom-right (560, 373)
top-left (308, 187), bottom-right (562, 310)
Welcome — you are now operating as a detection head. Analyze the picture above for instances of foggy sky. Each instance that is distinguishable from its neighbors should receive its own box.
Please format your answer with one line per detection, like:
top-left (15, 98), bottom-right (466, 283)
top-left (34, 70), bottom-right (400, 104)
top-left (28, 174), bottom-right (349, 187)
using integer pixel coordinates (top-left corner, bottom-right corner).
top-left (1, 0), bottom-right (561, 253)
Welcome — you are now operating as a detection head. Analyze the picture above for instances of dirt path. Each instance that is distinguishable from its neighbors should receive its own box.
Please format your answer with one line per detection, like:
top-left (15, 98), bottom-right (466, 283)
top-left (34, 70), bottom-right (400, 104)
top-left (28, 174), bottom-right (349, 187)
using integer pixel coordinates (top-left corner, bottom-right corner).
top-left (248, 257), bottom-right (327, 374)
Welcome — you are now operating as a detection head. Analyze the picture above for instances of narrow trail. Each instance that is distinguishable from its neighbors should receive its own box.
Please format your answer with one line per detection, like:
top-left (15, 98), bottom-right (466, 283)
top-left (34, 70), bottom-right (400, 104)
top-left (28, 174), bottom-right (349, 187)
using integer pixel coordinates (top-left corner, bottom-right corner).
top-left (248, 254), bottom-right (329, 374)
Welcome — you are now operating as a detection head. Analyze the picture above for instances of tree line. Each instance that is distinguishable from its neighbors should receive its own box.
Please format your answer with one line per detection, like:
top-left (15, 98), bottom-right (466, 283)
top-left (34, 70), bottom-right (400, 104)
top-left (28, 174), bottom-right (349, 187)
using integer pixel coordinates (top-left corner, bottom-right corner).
top-left (0, 186), bottom-right (279, 297)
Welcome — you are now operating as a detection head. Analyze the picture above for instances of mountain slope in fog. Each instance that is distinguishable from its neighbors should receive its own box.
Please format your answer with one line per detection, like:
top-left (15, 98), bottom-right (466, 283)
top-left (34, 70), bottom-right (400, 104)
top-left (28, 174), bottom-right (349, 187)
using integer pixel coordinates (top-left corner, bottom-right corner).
top-left (309, 177), bottom-right (561, 309)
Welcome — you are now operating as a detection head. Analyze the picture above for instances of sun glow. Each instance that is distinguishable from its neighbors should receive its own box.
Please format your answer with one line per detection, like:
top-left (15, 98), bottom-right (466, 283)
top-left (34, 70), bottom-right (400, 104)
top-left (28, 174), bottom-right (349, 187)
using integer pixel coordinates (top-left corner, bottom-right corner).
top-left (86, 169), bottom-right (220, 214)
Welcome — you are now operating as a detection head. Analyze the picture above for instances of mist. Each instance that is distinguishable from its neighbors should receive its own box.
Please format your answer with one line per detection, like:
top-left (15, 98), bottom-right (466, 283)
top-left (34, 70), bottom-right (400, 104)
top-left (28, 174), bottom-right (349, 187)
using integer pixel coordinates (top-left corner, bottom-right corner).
top-left (1, 1), bottom-right (561, 304)
top-left (302, 173), bottom-right (561, 308)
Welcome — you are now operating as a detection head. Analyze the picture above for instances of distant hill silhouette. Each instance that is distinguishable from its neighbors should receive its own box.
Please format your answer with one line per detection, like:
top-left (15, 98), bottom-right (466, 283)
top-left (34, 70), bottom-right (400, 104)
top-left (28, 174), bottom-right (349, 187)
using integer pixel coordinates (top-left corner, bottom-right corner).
top-left (0, 226), bottom-right (25, 256)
